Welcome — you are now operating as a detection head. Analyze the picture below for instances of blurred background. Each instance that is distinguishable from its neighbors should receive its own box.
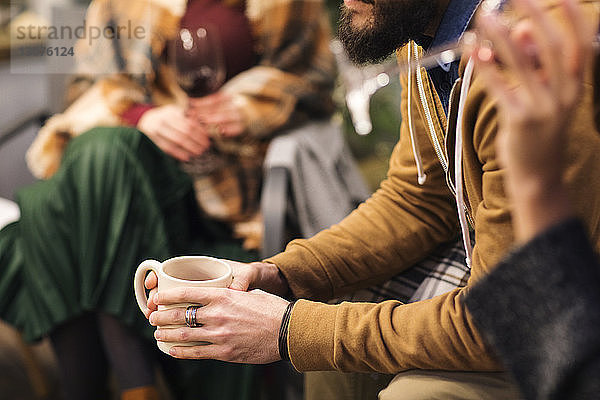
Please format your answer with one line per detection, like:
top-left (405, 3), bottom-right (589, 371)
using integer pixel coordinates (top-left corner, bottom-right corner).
top-left (0, 0), bottom-right (401, 199)
top-left (324, 0), bottom-right (401, 190)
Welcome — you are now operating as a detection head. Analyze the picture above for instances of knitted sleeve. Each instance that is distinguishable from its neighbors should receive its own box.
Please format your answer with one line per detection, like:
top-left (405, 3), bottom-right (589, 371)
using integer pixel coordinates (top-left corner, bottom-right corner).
top-left (465, 218), bottom-right (600, 400)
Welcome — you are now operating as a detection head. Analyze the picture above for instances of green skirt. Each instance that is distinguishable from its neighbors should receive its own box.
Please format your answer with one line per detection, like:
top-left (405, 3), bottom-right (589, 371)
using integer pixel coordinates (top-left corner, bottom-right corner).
top-left (0, 127), bottom-right (259, 399)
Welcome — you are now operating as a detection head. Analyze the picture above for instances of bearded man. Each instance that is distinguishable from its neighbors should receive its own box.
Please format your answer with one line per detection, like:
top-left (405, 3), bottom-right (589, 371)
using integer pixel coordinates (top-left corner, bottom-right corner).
top-left (144, 0), bottom-right (600, 398)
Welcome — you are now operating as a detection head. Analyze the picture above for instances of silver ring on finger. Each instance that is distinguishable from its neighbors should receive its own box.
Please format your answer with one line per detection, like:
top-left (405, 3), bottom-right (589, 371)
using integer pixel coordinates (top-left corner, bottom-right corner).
top-left (185, 305), bottom-right (203, 328)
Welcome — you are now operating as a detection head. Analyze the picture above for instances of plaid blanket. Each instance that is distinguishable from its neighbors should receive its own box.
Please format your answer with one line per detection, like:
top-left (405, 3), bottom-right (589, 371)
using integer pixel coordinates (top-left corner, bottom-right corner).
top-left (26, 0), bottom-right (336, 248)
top-left (336, 237), bottom-right (471, 304)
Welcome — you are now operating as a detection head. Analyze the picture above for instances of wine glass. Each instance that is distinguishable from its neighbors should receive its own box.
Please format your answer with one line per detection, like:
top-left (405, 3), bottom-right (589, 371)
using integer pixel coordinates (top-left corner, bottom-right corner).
top-left (171, 24), bottom-right (226, 98)
top-left (170, 24), bottom-right (227, 173)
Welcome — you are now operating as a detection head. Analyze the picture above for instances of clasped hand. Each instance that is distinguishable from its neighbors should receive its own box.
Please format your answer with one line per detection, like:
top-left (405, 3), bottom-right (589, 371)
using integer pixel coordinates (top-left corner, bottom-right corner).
top-left (144, 261), bottom-right (291, 363)
top-left (137, 93), bottom-right (247, 162)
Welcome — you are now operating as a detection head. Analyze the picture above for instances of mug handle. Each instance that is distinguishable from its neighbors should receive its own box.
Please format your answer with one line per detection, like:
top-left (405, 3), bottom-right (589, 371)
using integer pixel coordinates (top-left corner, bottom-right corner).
top-left (134, 259), bottom-right (162, 316)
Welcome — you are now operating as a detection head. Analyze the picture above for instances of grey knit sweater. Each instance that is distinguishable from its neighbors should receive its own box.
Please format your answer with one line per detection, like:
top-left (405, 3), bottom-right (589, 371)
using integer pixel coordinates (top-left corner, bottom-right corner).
top-left (465, 218), bottom-right (600, 400)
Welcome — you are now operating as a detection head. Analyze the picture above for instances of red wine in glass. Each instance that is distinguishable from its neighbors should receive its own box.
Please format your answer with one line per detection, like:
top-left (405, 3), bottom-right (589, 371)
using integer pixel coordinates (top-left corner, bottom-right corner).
top-left (172, 26), bottom-right (226, 98)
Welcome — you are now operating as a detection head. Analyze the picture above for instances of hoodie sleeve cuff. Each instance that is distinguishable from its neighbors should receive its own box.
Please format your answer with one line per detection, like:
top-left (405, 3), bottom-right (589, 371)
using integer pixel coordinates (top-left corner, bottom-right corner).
top-left (287, 299), bottom-right (338, 371)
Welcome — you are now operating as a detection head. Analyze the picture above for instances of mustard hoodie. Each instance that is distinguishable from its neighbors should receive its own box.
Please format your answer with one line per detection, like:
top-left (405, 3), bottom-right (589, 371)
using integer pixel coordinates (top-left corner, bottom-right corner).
top-left (267, 0), bottom-right (600, 373)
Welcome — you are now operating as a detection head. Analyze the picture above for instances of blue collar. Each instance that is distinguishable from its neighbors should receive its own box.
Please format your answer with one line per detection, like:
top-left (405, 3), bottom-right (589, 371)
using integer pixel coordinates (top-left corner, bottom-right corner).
top-left (429, 0), bottom-right (483, 58)
top-left (415, 0), bottom-right (482, 113)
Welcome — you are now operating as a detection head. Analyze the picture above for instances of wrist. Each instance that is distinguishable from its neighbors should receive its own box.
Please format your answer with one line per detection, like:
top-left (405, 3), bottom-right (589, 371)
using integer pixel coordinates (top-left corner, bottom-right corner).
top-left (278, 300), bottom-right (296, 361)
top-left (510, 180), bottom-right (574, 243)
top-left (252, 262), bottom-right (290, 297)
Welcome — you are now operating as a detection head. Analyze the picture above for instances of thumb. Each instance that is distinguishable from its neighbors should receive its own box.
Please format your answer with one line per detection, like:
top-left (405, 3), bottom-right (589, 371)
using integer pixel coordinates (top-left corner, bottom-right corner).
top-left (229, 274), bottom-right (252, 291)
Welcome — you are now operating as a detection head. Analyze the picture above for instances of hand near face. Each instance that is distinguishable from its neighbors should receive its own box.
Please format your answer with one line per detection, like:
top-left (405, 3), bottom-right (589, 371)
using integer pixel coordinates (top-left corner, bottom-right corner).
top-left (188, 93), bottom-right (247, 138)
top-left (137, 104), bottom-right (211, 162)
top-left (148, 287), bottom-right (290, 363)
top-left (471, 0), bottom-right (593, 241)
top-left (473, 0), bottom-right (594, 190)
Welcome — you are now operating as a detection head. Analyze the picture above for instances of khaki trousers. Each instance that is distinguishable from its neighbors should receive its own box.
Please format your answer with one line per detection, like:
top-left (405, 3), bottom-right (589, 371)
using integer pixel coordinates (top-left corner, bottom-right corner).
top-left (306, 370), bottom-right (524, 400)
top-left (305, 371), bottom-right (394, 400)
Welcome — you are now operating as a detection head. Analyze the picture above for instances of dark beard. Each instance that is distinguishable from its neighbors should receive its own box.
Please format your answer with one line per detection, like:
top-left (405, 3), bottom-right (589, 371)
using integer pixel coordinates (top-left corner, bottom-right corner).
top-left (338, 0), bottom-right (435, 65)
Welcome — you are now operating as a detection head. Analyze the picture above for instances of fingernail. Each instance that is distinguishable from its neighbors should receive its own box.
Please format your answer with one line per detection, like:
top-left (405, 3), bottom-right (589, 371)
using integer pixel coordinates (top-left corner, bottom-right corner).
top-left (169, 348), bottom-right (177, 357)
top-left (523, 44), bottom-right (537, 59)
top-left (154, 330), bottom-right (162, 340)
top-left (153, 293), bottom-right (159, 304)
top-left (478, 46), bottom-right (494, 62)
top-left (149, 315), bottom-right (156, 326)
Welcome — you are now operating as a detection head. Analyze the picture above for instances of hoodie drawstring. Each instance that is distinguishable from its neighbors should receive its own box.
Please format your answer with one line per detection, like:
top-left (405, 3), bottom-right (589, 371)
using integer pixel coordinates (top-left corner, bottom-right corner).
top-left (407, 41), bottom-right (474, 268)
top-left (455, 57), bottom-right (475, 268)
top-left (407, 41), bottom-right (427, 186)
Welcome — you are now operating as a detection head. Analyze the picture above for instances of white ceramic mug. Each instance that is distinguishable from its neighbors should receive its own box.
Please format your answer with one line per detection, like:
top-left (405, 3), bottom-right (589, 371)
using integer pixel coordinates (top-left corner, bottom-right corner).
top-left (134, 256), bottom-right (232, 354)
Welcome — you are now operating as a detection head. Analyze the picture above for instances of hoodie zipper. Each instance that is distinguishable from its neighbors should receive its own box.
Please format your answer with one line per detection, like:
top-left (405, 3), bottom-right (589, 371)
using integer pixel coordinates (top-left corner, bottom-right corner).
top-left (411, 42), bottom-right (475, 229)
top-left (454, 58), bottom-right (476, 267)
top-left (413, 43), bottom-right (449, 175)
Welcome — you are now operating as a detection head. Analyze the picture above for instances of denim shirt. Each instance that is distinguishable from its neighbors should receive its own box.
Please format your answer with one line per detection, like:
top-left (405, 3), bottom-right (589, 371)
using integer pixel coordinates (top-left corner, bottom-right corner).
top-left (415, 0), bottom-right (482, 114)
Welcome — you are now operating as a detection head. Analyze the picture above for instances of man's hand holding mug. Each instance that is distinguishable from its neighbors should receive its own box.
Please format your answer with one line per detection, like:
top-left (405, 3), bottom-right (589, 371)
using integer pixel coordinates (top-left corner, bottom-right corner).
top-left (136, 259), bottom-right (292, 363)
